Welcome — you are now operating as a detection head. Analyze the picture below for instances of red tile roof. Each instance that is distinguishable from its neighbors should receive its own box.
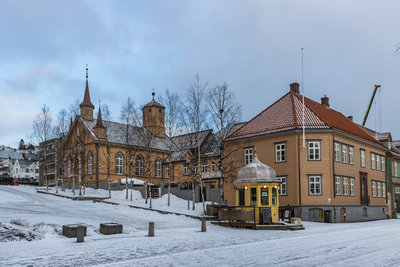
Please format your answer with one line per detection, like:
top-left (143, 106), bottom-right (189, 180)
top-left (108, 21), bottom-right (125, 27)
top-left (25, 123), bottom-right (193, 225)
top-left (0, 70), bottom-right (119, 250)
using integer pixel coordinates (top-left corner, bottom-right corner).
top-left (225, 91), bottom-right (384, 148)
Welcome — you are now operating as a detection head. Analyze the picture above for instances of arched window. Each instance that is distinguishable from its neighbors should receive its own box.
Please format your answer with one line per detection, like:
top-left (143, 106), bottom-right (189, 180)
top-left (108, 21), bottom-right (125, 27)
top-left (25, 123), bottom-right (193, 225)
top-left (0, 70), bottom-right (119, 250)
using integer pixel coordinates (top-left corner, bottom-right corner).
top-left (115, 153), bottom-right (124, 175)
top-left (87, 152), bottom-right (93, 174)
top-left (136, 155), bottom-right (144, 176)
top-left (165, 164), bottom-right (170, 178)
top-left (67, 157), bottom-right (72, 177)
top-left (155, 158), bottom-right (162, 178)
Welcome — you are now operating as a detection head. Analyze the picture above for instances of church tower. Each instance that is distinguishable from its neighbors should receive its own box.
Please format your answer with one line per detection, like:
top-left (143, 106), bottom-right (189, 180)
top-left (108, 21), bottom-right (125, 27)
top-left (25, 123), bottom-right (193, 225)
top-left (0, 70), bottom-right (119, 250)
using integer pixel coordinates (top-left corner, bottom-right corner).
top-left (80, 66), bottom-right (94, 121)
top-left (142, 92), bottom-right (165, 138)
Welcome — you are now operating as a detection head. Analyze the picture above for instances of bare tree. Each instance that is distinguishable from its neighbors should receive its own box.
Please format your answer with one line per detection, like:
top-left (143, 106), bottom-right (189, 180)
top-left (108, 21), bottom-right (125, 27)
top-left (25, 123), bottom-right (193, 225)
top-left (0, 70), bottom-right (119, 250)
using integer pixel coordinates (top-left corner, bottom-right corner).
top-left (159, 89), bottom-right (182, 206)
top-left (181, 74), bottom-right (209, 212)
top-left (207, 83), bottom-right (242, 200)
top-left (68, 98), bottom-right (81, 118)
top-left (102, 103), bottom-right (112, 121)
top-left (120, 97), bottom-right (137, 200)
top-left (54, 109), bottom-right (69, 137)
top-left (32, 104), bottom-right (54, 144)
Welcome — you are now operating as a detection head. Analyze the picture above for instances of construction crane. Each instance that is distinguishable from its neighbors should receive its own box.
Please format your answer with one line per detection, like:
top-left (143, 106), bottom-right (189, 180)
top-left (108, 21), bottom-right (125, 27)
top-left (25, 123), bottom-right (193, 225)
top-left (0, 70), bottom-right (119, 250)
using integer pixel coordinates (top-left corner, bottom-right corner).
top-left (362, 84), bottom-right (381, 126)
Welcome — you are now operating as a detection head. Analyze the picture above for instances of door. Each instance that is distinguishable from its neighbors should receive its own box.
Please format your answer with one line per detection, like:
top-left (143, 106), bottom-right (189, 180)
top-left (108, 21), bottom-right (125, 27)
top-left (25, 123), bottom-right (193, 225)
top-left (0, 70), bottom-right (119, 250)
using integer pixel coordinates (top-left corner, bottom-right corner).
top-left (360, 172), bottom-right (369, 205)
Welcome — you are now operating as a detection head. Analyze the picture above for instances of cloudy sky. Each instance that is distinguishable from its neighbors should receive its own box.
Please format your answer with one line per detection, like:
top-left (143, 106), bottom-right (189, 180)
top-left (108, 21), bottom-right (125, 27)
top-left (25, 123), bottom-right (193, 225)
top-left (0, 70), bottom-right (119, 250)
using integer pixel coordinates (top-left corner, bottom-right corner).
top-left (1, 0), bottom-right (399, 147)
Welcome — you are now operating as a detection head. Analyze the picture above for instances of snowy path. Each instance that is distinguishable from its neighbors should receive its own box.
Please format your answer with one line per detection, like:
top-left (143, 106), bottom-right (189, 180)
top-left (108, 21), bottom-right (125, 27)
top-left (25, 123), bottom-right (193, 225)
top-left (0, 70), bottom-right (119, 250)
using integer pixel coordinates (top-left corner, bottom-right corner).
top-left (1, 186), bottom-right (400, 266)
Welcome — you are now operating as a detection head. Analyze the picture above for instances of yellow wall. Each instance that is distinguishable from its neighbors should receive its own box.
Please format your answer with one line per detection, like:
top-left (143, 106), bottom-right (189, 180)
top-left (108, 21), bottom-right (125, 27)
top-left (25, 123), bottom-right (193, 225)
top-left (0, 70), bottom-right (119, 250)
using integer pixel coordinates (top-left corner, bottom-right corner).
top-left (224, 131), bottom-right (387, 208)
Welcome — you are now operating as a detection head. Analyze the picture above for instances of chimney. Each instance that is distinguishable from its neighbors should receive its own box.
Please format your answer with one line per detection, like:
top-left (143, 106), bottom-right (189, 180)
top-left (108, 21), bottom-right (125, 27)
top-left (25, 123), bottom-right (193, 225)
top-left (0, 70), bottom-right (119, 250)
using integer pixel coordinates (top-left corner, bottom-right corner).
top-left (290, 82), bottom-right (300, 94)
top-left (321, 95), bottom-right (329, 108)
top-left (347, 115), bottom-right (353, 121)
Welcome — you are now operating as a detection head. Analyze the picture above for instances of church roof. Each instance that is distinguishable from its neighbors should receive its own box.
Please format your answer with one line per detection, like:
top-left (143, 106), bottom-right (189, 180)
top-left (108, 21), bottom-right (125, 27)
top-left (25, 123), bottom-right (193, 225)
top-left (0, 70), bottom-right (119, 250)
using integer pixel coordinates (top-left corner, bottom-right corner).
top-left (143, 99), bottom-right (165, 109)
top-left (81, 118), bottom-right (173, 151)
top-left (226, 91), bottom-right (385, 148)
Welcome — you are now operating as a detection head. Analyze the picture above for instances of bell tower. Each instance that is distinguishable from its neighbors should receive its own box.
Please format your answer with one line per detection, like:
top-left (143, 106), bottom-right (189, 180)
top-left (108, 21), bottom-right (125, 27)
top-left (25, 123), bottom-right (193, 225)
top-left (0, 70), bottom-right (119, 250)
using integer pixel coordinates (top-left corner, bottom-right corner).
top-left (80, 65), bottom-right (94, 121)
top-left (142, 91), bottom-right (165, 138)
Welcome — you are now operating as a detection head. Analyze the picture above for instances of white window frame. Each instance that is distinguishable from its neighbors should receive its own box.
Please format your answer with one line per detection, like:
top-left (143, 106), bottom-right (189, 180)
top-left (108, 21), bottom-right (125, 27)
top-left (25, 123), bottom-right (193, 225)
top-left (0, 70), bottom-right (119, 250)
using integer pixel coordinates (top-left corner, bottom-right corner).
top-left (244, 147), bottom-right (254, 165)
top-left (309, 175), bottom-right (322, 195)
top-left (155, 158), bottom-right (162, 178)
top-left (343, 176), bottom-right (348, 196)
top-left (335, 175), bottom-right (341, 196)
top-left (342, 144), bottom-right (348, 163)
top-left (211, 162), bottom-right (216, 172)
top-left (192, 165), bottom-right (198, 174)
top-left (115, 153), bottom-right (124, 175)
top-left (361, 149), bottom-right (366, 167)
top-left (165, 165), bottom-right (170, 179)
top-left (334, 142), bottom-right (340, 162)
top-left (377, 155), bottom-right (381, 171)
top-left (183, 163), bottom-right (189, 176)
top-left (377, 182), bottom-right (382, 197)
top-left (308, 141), bottom-right (321, 161)
top-left (349, 146), bottom-right (354, 165)
top-left (394, 162), bottom-right (398, 177)
top-left (381, 156), bottom-right (385, 172)
top-left (202, 162), bottom-right (208, 173)
top-left (383, 182), bottom-right (386, 198)
top-left (275, 143), bottom-right (286, 162)
top-left (278, 176), bottom-right (287, 195)
top-left (87, 152), bottom-right (93, 174)
top-left (350, 177), bottom-right (355, 196)
top-left (372, 181), bottom-right (376, 197)
top-left (371, 153), bottom-right (376, 170)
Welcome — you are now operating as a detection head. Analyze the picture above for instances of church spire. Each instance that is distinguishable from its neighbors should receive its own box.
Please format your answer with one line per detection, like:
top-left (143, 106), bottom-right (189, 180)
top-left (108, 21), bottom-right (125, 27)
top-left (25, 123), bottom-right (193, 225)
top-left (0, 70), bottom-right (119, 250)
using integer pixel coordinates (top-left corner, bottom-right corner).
top-left (80, 65), bottom-right (94, 109)
top-left (93, 100), bottom-right (106, 139)
top-left (94, 100), bottom-right (105, 129)
top-left (80, 65), bottom-right (95, 121)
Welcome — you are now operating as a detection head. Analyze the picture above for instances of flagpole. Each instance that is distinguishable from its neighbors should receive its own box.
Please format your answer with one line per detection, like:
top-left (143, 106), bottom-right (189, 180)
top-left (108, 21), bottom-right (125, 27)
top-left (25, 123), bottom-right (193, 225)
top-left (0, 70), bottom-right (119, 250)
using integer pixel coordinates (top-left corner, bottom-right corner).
top-left (302, 48), bottom-right (305, 148)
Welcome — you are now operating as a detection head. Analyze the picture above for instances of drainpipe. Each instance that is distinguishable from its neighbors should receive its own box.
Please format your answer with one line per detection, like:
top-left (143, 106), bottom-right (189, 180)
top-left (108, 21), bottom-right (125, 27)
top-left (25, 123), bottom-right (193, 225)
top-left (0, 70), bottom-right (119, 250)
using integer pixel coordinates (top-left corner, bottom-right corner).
top-left (297, 133), bottom-right (302, 207)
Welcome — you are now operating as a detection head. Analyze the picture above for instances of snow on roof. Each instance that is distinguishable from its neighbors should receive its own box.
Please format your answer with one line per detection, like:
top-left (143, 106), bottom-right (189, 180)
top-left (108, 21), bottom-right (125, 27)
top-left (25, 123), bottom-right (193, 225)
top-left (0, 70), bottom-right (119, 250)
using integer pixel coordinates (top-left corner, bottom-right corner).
top-left (81, 118), bottom-right (173, 151)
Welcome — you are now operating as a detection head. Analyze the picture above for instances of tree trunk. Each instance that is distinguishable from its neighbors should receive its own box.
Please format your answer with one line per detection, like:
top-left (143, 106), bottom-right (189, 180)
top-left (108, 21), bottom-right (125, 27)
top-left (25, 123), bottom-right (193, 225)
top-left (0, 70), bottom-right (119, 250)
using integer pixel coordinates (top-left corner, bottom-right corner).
top-left (78, 157), bottom-right (82, 196)
top-left (168, 176), bottom-right (171, 206)
top-left (192, 172), bottom-right (195, 210)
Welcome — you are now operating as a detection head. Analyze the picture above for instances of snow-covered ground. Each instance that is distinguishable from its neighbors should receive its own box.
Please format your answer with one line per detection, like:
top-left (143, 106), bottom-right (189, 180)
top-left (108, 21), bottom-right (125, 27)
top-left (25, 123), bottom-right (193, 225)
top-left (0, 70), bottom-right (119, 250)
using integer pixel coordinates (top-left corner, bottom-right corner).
top-left (1, 185), bottom-right (400, 266)
top-left (38, 186), bottom-right (208, 216)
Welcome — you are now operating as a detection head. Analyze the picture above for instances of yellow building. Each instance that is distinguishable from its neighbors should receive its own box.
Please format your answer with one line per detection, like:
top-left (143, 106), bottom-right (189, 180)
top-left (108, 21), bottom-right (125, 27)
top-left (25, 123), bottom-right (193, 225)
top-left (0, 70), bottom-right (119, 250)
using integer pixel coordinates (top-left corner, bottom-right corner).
top-left (224, 82), bottom-right (388, 222)
top-left (62, 70), bottom-right (223, 196)
top-left (234, 152), bottom-right (281, 223)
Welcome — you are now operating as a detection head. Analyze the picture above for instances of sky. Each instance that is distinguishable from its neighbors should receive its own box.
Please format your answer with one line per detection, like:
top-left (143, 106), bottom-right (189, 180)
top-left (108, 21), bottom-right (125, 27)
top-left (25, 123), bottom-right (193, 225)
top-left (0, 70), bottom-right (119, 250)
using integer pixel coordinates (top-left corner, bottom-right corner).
top-left (1, 0), bottom-right (400, 147)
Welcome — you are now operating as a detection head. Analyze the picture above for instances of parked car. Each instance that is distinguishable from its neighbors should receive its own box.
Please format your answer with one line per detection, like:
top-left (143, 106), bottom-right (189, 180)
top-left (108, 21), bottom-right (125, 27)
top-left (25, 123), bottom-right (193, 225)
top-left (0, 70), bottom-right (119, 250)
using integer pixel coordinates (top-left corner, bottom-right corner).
top-left (11, 178), bottom-right (19, 186)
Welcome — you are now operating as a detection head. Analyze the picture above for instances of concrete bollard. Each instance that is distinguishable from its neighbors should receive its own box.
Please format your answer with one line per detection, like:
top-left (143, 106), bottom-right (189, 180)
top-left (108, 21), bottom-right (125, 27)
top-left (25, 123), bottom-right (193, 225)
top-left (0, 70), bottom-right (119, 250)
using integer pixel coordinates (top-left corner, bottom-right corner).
top-left (76, 226), bottom-right (85, 243)
top-left (201, 219), bottom-right (206, 232)
top-left (148, 222), bottom-right (154, 237)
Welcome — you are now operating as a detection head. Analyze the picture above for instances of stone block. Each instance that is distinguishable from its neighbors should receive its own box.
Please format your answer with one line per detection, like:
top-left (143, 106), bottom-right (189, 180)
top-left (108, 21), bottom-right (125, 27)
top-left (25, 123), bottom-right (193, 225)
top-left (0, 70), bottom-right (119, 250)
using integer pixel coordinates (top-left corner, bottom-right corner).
top-left (100, 223), bottom-right (123, 235)
top-left (62, 224), bottom-right (87, 238)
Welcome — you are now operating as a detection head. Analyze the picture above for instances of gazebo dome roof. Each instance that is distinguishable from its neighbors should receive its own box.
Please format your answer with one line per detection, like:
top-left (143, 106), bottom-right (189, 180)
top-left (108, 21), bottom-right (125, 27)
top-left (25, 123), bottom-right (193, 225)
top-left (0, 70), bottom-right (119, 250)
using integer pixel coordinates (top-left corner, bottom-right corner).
top-left (234, 153), bottom-right (281, 184)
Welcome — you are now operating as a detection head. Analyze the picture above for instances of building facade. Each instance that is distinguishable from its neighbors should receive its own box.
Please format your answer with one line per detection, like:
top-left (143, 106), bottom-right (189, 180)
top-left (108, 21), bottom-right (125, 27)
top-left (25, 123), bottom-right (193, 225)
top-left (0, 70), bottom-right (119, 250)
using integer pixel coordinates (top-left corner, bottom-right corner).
top-left (224, 83), bottom-right (388, 222)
